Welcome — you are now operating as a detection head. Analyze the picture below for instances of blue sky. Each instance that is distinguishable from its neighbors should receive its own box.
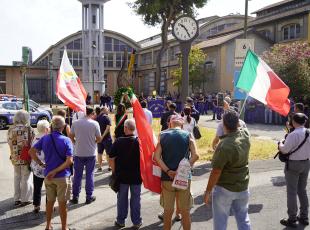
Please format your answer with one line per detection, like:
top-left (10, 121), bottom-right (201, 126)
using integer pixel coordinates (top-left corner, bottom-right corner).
top-left (0, 0), bottom-right (281, 65)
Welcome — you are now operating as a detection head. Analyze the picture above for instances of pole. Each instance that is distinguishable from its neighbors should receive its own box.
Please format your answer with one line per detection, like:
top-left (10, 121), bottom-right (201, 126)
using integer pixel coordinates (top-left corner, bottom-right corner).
top-left (244, 0), bottom-right (248, 39)
top-left (239, 93), bottom-right (249, 116)
top-left (240, 0), bottom-right (249, 120)
top-left (180, 42), bottom-right (191, 104)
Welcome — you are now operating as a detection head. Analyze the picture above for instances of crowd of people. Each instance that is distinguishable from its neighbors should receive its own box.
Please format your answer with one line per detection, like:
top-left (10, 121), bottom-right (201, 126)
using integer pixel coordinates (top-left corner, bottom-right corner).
top-left (5, 92), bottom-right (310, 230)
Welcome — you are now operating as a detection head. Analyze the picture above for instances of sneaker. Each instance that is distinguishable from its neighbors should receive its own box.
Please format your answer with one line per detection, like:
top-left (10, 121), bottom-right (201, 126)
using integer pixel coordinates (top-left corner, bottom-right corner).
top-left (114, 220), bottom-right (125, 228)
top-left (97, 167), bottom-right (103, 172)
top-left (70, 198), bottom-right (79, 205)
top-left (132, 222), bottom-right (142, 229)
top-left (280, 218), bottom-right (298, 228)
top-left (157, 212), bottom-right (164, 221)
top-left (298, 216), bottom-right (309, 225)
top-left (85, 196), bottom-right (96, 204)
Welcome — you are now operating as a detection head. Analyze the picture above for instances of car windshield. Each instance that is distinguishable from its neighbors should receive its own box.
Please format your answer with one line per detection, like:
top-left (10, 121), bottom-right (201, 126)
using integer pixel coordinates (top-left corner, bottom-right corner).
top-left (29, 100), bottom-right (40, 108)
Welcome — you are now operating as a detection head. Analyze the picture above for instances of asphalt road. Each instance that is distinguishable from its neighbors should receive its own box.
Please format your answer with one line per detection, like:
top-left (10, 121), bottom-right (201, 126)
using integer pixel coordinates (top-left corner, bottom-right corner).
top-left (0, 128), bottom-right (308, 230)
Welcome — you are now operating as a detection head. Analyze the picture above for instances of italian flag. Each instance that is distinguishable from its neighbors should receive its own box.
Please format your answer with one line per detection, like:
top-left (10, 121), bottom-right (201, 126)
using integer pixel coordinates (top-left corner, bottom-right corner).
top-left (236, 50), bottom-right (290, 116)
top-left (128, 92), bottom-right (161, 194)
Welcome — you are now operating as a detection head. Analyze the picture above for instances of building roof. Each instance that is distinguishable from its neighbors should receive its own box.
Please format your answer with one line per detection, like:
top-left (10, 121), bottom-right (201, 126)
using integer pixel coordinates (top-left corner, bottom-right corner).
top-left (252, 0), bottom-right (295, 14)
top-left (194, 31), bottom-right (244, 49)
top-left (33, 29), bottom-right (140, 64)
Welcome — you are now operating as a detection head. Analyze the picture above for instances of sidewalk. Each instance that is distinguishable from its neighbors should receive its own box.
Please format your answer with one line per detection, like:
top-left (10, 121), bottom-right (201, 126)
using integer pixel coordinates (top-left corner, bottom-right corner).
top-left (199, 115), bottom-right (285, 141)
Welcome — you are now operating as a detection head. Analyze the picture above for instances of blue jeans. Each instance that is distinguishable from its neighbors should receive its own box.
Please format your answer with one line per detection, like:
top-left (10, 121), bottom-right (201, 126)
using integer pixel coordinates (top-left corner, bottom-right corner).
top-left (72, 156), bottom-right (96, 200)
top-left (212, 185), bottom-right (251, 230)
top-left (117, 184), bottom-right (142, 225)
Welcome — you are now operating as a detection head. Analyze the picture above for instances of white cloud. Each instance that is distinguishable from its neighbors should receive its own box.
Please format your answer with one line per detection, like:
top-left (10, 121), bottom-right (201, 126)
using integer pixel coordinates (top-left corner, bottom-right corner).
top-left (0, 0), bottom-right (281, 65)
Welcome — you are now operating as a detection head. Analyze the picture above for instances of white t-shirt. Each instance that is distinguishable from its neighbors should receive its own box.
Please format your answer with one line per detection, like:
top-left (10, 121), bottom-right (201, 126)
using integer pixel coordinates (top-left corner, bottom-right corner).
top-left (30, 133), bottom-right (46, 178)
top-left (72, 111), bottom-right (85, 122)
top-left (183, 116), bottom-right (196, 135)
top-left (143, 108), bottom-right (153, 125)
top-left (216, 119), bottom-right (247, 137)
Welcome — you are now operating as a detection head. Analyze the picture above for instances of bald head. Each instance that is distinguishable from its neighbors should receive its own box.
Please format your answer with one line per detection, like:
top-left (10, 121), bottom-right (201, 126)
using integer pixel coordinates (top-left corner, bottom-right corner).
top-left (124, 119), bottom-right (136, 135)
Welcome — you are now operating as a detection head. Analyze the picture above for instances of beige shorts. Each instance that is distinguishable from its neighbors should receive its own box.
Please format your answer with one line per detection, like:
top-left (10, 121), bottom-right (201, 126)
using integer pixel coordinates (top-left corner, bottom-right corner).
top-left (44, 177), bottom-right (71, 202)
top-left (160, 180), bottom-right (193, 211)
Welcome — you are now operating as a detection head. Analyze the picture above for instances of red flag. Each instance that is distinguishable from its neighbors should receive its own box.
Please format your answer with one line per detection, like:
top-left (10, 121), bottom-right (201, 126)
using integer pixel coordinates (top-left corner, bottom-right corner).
top-left (129, 93), bottom-right (161, 194)
top-left (56, 50), bottom-right (87, 112)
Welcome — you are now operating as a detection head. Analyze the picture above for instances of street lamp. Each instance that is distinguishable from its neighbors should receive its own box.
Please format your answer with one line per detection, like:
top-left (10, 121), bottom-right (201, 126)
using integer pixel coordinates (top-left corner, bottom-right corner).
top-left (49, 60), bottom-right (54, 108)
top-left (244, 0), bottom-right (250, 38)
top-left (92, 42), bottom-right (96, 104)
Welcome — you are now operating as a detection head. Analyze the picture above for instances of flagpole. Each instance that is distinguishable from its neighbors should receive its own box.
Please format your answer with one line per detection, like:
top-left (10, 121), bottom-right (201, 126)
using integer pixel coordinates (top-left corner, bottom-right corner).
top-left (239, 93), bottom-right (249, 116)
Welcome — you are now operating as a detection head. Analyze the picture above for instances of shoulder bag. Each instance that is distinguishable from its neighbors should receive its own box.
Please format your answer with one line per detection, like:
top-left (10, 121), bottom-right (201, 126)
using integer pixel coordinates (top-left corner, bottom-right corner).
top-left (20, 126), bottom-right (32, 162)
top-left (274, 130), bottom-right (310, 164)
top-left (193, 120), bottom-right (202, 140)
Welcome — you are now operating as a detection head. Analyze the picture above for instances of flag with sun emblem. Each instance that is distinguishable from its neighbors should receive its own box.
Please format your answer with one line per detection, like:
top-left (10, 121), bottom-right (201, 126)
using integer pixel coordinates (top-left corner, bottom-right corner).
top-left (56, 49), bottom-right (87, 112)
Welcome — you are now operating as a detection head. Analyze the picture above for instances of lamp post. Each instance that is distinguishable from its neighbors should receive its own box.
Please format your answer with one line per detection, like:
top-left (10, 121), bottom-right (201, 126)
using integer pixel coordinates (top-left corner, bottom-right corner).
top-left (92, 43), bottom-right (96, 104)
top-left (49, 60), bottom-right (54, 108)
top-left (244, 0), bottom-right (249, 38)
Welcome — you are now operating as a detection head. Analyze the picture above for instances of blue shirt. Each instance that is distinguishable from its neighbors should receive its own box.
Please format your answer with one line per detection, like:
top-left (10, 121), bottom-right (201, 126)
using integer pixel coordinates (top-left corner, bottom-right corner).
top-left (34, 131), bottom-right (73, 178)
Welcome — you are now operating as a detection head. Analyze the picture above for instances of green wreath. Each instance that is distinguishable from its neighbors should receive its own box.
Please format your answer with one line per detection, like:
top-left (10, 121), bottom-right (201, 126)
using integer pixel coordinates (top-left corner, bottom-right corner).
top-left (114, 87), bottom-right (133, 109)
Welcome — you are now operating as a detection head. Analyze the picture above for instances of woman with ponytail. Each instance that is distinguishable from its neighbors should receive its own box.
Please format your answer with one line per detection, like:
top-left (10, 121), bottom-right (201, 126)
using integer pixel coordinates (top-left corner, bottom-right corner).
top-left (182, 106), bottom-right (196, 136)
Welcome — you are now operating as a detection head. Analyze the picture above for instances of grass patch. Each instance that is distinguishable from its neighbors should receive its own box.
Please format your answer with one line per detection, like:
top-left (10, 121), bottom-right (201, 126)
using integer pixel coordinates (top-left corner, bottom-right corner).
top-left (150, 118), bottom-right (277, 162)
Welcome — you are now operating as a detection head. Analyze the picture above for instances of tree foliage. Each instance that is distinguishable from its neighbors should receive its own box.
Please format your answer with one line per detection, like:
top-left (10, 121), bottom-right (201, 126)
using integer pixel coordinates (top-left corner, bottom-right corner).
top-left (129, 0), bottom-right (209, 94)
top-left (172, 47), bottom-right (207, 91)
top-left (262, 41), bottom-right (310, 100)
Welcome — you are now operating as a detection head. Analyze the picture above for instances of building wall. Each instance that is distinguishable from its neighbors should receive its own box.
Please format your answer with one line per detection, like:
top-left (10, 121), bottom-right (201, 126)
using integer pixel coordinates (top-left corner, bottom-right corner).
top-left (4, 68), bottom-right (23, 97)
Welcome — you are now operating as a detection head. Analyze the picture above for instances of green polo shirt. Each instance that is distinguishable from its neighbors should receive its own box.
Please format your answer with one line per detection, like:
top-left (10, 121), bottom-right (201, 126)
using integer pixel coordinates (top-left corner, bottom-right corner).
top-left (212, 128), bottom-right (250, 192)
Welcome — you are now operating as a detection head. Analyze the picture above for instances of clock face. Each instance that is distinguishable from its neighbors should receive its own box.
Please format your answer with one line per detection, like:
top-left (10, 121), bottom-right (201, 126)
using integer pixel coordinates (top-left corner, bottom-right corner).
top-left (173, 16), bottom-right (198, 41)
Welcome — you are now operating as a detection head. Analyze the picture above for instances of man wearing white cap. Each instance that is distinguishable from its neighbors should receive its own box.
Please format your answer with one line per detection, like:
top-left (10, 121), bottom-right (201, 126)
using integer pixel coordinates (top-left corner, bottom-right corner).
top-left (154, 114), bottom-right (199, 230)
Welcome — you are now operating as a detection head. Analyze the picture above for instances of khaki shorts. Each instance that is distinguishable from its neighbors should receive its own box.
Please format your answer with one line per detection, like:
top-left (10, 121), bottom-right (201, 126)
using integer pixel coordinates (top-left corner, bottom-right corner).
top-left (44, 177), bottom-right (71, 202)
top-left (160, 180), bottom-right (193, 211)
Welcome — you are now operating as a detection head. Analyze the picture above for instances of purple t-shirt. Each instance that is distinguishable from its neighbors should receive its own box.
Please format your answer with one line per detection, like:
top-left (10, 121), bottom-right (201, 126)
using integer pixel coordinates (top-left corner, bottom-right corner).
top-left (34, 131), bottom-right (73, 178)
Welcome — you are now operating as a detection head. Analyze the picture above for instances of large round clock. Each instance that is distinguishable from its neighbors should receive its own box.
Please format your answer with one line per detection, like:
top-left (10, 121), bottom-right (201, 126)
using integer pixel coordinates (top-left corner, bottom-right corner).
top-left (172, 15), bottom-right (199, 42)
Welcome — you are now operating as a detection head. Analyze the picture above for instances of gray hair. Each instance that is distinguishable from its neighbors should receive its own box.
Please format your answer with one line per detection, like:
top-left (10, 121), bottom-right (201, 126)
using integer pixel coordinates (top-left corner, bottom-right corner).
top-left (37, 120), bottom-right (50, 134)
top-left (13, 110), bottom-right (30, 125)
top-left (51, 115), bottom-right (65, 132)
top-left (124, 119), bottom-right (136, 131)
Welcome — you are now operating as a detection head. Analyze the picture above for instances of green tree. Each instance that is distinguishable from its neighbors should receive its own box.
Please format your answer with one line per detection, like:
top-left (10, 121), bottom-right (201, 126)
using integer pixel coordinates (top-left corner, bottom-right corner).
top-left (262, 41), bottom-right (310, 100)
top-left (129, 0), bottom-right (209, 94)
top-left (172, 47), bottom-right (207, 92)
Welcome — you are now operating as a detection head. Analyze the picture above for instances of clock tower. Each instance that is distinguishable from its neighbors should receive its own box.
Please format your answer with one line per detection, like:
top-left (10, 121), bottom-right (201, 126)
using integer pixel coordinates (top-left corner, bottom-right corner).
top-left (78, 0), bottom-right (110, 101)
top-left (172, 15), bottom-right (199, 103)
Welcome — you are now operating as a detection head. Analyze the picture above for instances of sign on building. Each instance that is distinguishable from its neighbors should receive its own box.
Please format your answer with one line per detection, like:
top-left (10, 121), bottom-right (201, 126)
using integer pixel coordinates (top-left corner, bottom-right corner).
top-left (235, 39), bottom-right (255, 67)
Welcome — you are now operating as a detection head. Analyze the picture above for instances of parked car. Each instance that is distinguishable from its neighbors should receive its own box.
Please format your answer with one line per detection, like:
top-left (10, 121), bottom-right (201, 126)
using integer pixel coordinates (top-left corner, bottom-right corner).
top-left (0, 101), bottom-right (52, 129)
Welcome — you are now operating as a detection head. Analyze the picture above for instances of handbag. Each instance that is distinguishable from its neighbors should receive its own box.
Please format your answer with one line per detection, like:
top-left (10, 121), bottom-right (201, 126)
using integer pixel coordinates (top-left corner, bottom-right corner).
top-left (20, 126), bottom-right (32, 162)
top-left (274, 130), bottom-right (310, 162)
top-left (109, 173), bottom-right (120, 193)
top-left (193, 120), bottom-right (201, 139)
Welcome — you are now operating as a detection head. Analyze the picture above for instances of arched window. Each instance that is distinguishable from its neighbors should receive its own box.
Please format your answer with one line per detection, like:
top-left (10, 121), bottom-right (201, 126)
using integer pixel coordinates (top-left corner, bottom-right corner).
top-left (282, 24), bottom-right (301, 40)
top-left (259, 30), bottom-right (272, 40)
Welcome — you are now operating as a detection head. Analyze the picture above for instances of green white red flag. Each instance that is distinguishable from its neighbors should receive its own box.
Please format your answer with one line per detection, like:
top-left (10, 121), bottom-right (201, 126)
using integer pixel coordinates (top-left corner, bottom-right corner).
top-left (56, 49), bottom-right (87, 112)
top-left (128, 92), bottom-right (161, 194)
top-left (236, 50), bottom-right (290, 116)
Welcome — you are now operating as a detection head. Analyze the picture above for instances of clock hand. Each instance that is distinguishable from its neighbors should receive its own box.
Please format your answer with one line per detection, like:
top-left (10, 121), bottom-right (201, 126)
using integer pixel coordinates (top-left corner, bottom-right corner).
top-left (179, 23), bottom-right (191, 38)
